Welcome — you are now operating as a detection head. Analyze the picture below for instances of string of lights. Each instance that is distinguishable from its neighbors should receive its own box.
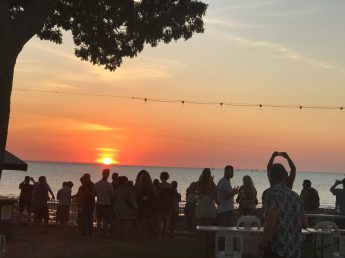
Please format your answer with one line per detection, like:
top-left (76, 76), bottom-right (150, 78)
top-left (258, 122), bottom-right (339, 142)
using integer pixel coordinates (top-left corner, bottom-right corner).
top-left (15, 87), bottom-right (344, 111)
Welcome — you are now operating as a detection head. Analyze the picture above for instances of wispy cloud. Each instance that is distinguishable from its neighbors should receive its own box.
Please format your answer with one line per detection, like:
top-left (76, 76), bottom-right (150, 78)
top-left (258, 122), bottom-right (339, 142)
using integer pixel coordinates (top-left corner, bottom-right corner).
top-left (96, 147), bottom-right (118, 152)
top-left (204, 18), bottom-right (258, 29)
top-left (257, 7), bottom-right (321, 18)
top-left (17, 59), bottom-right (41, 64)
top-left (89, 65), bottom-right (172, 82)
top-left (41, 81), bottom-right (80, 91)
top-left (140, 56), bottom-right (189, 68)
top-left (29, 42), bottom-right (78, 62)
top-left (226, 34), bottom-right (333, 69)
top-left (78, 123), bottom-right (114, 131)
top-left (213, 0), bottom-right (281, 12)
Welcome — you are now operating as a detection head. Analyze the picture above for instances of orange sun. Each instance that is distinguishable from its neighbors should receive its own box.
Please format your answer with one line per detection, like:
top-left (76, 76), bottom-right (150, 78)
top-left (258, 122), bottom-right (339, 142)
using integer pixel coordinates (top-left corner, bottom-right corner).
top-left (95, 148), bottom-right (118, 165)
top-left (102, 157), bottom-right (113, 165)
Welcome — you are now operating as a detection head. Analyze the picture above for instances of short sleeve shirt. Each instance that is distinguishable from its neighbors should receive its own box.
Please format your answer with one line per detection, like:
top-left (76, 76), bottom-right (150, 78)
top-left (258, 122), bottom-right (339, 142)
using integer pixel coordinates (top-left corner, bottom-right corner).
top-left (217, 177), bottom-right (234, 214)
top-left (57, 187), bottom-right (72, 206)
top-left (33, 182), bottom-right (52, 208)
top-left (264, 184), bottom-right (304, 258)
top-left (94, 180), bottom-right (113, 205)
top-left (19, 183), bottom-right (34, 202)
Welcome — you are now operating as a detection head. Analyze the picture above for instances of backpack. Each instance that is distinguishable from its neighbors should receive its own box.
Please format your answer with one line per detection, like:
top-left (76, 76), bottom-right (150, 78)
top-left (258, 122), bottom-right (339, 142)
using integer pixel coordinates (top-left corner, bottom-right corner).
top-left (308, 188), bottom-right (320, 210)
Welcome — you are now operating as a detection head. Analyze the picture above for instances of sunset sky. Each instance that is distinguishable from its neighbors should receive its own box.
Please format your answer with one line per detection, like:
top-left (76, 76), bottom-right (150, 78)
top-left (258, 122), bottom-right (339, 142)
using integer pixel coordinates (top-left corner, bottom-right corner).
top-left (7, 0), bottom-right (345, 172)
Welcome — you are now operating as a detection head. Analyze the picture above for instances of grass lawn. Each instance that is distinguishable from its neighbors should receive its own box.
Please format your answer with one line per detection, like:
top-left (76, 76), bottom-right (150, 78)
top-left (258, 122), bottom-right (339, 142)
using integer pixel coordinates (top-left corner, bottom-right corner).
top-left (7, 225), bottom-right (315, 258)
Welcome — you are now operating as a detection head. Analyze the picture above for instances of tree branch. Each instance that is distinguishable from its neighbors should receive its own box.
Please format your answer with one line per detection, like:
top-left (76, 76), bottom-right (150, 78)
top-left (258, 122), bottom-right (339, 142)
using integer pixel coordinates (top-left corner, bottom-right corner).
top-left (11, 0), bottom-right (60, 53)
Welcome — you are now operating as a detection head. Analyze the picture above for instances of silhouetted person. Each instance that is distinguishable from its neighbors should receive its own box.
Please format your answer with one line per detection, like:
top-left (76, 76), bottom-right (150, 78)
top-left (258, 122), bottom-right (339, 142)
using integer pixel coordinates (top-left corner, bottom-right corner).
top-left (136, 170), bottom-right (156, 240)
top-left (258, 164), bottom-right (306, 258)
top-left (300, 179), bottom-right (319, 213)
top-left (17, 176), bottom-right (35, 224)
top-left (236, 175), bottom-right (257, 216)
top-left (195, 168), bottom-right (217, 226)
top-left (184, 182), bottom-right (198, 235)
top-left (33, 176), bottom-right (55, 225)
top-left (94, 169), bottom-right (113, 236)
top-left (77, 174), bottom-right (95, 236)
top-left (267, 152), bottom-right (296, 189)
top-left (216, 165), bottom-right (239, 226)
top-left (157, 171), bottom-right (174, 239)
top-left (170, 181), bottom-right (181, 238)
top-left (153, 179), bottom-right (160, 193)
top-left (331, 179), bottom-right (345, 228)
top-left (111, 172), bottom-right (119, 190)
top-left (57, 181), bottom-right (73, 225)
top-left (113, 176), bottom-right (136, 241)
top-left (331, 179), bottom-right (345, 213)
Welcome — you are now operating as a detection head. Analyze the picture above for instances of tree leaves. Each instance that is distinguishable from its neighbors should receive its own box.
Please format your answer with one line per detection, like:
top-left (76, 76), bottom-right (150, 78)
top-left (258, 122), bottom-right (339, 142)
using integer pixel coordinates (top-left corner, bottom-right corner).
top-left (8, 0), bottom-right (207, 71)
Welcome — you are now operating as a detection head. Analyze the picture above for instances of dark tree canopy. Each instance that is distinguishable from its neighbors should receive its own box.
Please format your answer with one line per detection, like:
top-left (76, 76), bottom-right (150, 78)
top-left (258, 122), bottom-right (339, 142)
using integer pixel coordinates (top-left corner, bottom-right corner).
top-left (9, 0), bottom-right (208, 70)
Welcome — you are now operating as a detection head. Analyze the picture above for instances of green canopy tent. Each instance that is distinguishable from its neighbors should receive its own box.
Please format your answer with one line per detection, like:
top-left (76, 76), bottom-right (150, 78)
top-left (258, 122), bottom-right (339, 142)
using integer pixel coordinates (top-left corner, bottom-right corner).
top-left (3, 150), bottom-right (28, 172)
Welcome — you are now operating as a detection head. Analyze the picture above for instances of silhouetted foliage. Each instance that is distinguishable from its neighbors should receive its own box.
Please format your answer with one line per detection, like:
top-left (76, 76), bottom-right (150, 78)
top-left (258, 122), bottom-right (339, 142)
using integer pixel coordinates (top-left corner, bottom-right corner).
top-left (9, 0), bottom-right (207, 70)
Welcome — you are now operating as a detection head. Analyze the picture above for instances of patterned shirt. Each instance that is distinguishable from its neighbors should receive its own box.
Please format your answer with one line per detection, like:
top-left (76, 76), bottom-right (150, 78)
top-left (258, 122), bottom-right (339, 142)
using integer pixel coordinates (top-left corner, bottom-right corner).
top-left (263, 184), bottom-right (304, 258)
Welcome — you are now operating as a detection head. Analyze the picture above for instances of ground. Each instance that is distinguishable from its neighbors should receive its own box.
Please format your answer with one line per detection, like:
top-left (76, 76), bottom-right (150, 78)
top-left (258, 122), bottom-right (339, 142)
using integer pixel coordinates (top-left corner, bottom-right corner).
top-left (7, 225), bottom-right (206, 258)
top-left (6, 225), bottom-right (314, 258)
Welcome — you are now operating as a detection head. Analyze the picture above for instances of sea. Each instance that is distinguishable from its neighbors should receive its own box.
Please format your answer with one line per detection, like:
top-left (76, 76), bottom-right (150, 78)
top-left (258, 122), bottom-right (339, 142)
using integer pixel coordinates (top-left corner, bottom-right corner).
top-left (0, 161), bottom-right (344, 207)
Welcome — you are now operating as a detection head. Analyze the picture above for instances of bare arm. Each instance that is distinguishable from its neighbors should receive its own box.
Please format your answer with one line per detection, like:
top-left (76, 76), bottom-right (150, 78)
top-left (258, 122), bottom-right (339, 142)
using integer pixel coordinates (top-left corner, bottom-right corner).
top-left (330, 181), bottom-right (341, 194)
top-left (47, 185), bottom-right (55, 199)
top-left (282, 152), bottom-right (296, 189)
top-left (267, 152), bottom-right (279, 180)
top-left (49, 189), bottom-right (55, 199)
top-left (259, 206), bottom-right (278, 250)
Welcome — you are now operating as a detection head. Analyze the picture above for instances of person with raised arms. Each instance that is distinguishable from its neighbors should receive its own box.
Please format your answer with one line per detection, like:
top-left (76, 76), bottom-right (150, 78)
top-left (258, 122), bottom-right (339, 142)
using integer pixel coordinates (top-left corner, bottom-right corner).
top-left (267, 151), bottom-right (296, 189)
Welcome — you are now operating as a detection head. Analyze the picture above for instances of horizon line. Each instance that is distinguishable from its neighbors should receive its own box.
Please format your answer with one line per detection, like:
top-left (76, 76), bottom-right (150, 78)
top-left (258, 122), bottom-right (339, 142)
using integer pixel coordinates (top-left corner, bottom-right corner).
top-left (24, 159), bottom-right (345, 175)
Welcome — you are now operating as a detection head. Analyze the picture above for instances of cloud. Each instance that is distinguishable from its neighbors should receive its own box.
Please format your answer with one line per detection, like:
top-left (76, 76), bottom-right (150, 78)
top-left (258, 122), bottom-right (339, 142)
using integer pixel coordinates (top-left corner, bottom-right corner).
top-left (78, 123), bottom-right (114, 131)
top-left (17, 59), bottom-right (41, 64)
top-left (213, 0), bottom-right (281, 12)
top-left (41, 81), bottom-right (80, 91)
top-left (29, 42), bottom-right (79, 63)
top-left (257, 7), bottom-right (321, 18)
top-left (204, 18), bottom-right (258, 29)
top-left (226, 34), bottom-right (333, 69)
top-left (96, 147), bottom-right (118, 152)
top-left (140, 56), bottom-right (189, 68)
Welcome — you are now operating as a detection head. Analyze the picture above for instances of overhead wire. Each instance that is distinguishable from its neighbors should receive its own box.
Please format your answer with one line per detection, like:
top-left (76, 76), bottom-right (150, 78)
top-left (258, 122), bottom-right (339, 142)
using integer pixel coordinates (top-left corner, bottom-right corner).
top-left (14, 88), bottom-right (344, 111)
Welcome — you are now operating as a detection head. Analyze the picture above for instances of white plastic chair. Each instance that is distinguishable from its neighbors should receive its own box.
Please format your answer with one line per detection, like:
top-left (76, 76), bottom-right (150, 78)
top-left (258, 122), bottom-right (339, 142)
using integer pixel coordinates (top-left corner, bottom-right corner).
top-left (215, 231), bottom-right (242, 258)
top-left (333, 235), bottom-right (345, 258)
top-left (0, 235), bottom-right (5, 258)
top-left (236, 216), bottom-right (261, 255)
top-left (314, 221), bottom-right (338, 258)
top-left (236, 215), bottom-right (261, 229)
top-left (315, 221), bottom-right (339, 231)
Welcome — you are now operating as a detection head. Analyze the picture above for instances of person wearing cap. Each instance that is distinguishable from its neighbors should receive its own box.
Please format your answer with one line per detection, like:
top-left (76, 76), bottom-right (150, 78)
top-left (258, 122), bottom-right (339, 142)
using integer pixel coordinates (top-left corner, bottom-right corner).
top-left (94, 169), bottom-right (113, 235)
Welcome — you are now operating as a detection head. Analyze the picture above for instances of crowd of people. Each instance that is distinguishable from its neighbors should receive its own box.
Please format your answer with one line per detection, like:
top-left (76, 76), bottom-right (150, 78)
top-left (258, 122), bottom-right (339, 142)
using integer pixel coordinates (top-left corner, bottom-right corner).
top-left (16, 151), bottom-right (345, 257)
top-left (17, 170), bottom-right (181, 240)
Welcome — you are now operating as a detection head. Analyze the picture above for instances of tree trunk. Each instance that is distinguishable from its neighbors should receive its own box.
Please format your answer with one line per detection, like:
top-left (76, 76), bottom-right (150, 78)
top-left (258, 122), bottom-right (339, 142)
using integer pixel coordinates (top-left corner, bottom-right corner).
top-left (0, 0), bottom-right (13, 179)
top-left (0, 52), bottom-right (16, 179)
top-left (0, 0), bottom-right (59, 179)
